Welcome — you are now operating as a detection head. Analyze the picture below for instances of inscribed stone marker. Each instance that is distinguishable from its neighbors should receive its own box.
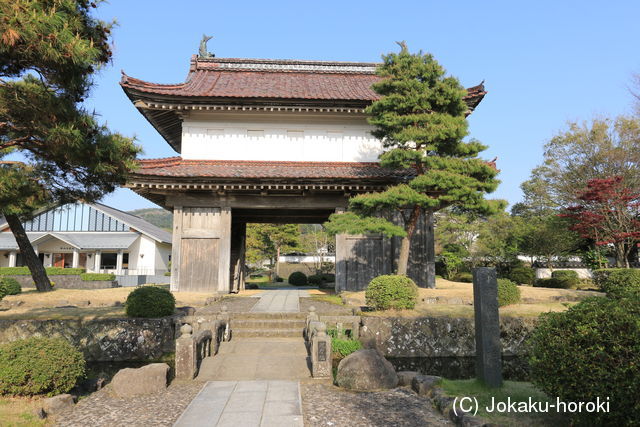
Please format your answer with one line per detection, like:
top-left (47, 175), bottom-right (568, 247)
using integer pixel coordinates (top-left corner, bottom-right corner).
top-left (473, 267), bottom-right (503, 388)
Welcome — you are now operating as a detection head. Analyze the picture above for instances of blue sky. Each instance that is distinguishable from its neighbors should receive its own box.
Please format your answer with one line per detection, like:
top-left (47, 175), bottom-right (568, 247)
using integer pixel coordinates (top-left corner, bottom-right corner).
top-left (85, 0), bottom-right (640, 211)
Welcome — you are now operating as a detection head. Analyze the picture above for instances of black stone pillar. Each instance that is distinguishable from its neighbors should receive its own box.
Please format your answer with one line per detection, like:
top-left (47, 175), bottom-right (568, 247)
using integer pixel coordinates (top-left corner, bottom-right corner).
top-left (473, 267), bottom-right (503, 388)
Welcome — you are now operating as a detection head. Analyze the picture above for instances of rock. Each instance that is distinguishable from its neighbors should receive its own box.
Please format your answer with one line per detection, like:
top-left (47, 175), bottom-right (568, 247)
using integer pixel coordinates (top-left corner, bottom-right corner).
top-left (412, 375), bottom-right (442, 396)
top-left (335, 349), bottom-right (398, 391)
top-left (177, 306), bottom-right (196, 315)
top-left (43, 394), bottom-right (75, 415)
top-left (75, 376), bottom-right (106, 394)
top-left (245, 283), bottom-right (259, 290)
top-left (111, 363), bottom-right (169, 398)
top-left (33, 407), bottom-right (47, 419)
top-left (397, 370), bottom-right (420, 387)
top-left (205, 296), bottom-right (221, 306)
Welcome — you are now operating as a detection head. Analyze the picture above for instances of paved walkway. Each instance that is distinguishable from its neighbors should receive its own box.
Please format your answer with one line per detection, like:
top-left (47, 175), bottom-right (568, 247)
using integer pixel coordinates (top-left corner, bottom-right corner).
top-left (197, 337), bottom-right (310, 381)
top-left (174, 380), bottom-right (303, 427)
top-left (250, 289), bottom-right (309, 312)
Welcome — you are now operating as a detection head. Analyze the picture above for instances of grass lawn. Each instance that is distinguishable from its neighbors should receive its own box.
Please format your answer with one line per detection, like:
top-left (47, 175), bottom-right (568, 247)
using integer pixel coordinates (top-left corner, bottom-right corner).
top-left (439, 379), bottom-right (568, 426)
top-left (310, 293), bottom-right (344, 306)
top-left (342, 278), bottom-right (600, 318)
top-left (0, 396), bottom-right (50, 427)
top-left (0, 285), bottom-right (217, 320)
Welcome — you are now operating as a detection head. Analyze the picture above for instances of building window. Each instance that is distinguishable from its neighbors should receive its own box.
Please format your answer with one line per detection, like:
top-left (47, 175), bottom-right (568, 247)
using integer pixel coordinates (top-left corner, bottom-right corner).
top-left (100, 253), bottom-right (117, 270)
top-left (122, 253), bottom-right (129, 269)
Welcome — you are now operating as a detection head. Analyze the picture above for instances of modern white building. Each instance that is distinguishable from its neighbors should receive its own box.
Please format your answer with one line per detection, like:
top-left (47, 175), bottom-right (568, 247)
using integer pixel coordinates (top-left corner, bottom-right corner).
top-left (0, 202), bottom-right (172, 275)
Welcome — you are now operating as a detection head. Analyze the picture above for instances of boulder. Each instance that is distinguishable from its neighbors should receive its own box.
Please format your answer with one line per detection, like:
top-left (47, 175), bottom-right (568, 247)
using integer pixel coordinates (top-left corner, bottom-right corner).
top-left (397, 370), bottom-right (420, 387)
top-left (43, 393), bottom-right (75, 416)
top-left (411, 375), bottom-right (442, 396)
top-left (111, 363), bottom-right (169, 398)
top-left (335, 349), bottom-right (398, 391)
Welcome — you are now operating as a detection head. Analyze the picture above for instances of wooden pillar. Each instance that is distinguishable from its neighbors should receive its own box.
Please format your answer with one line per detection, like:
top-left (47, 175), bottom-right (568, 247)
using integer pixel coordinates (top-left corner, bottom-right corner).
top-left (218, 207), bottom-right (232, 292)
top-left (170, 206), bottom-right (183, 292)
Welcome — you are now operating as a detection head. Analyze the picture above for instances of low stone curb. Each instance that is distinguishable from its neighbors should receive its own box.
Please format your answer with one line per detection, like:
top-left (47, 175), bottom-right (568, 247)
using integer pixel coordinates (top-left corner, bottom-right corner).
top-left (408, 374), bottom-right (490, 427)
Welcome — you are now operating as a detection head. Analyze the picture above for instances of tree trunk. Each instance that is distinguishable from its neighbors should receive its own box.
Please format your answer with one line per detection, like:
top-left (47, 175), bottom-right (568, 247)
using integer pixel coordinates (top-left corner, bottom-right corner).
top-left (4, 213), bottom-right (53, 292)
top-left (396, 206), bottom-right (421, 276)
top-left (614, 243), bottom-right (627, 268)
top-left (275, 246), bottom-right (281, 278)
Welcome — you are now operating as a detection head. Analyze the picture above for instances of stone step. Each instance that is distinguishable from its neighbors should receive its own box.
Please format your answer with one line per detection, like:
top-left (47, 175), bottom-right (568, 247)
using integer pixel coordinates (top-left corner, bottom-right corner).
top-left (231, 319), bottom-right (306, 329)
top-left (230, 312), bottom-right (307, 320)
top-left (232, 328), bottom-right (304, 338)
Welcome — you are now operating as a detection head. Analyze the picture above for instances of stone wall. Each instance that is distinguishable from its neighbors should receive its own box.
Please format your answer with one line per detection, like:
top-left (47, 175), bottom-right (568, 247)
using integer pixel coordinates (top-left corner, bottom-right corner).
top-left (0, 316), bottom-right (177, 361)
top-left (3, 274), bottom-right (117, 289)
top-left (359, 316), bottom-right (536, 358)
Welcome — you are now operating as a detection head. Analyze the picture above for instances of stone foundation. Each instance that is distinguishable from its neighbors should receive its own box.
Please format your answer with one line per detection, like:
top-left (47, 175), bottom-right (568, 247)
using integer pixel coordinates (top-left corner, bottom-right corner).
top-left (2, 274), bottom-right (117, 289)
top-left (359, 316), bottom-right (536, 358)
top-left (0, 316), bottom-right (177, 361)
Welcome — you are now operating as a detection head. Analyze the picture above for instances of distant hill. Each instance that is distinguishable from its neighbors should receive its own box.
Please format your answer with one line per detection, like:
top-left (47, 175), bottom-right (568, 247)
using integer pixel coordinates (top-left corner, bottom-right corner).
top-left (128, 208), bottom-right (173, 231)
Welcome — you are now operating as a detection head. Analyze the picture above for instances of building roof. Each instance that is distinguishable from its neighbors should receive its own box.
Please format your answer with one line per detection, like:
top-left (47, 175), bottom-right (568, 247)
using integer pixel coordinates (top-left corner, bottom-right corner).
top-left (0, 232), bottom-right (140, 250)
top-left (132, 158), bottom-right (415, 180)
top-left (120, 56), bottom-right (487, 151)
top-left (89, 203), bottom-right (172, 244)
top-left (0, 202), bottom-right (172, 245)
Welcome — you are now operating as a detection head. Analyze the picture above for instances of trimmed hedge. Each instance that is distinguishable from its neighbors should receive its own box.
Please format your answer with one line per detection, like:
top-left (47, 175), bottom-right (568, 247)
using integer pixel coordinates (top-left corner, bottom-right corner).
top-left (308, 274), bottom-right (323, 286)
top-left (0, 337), bottom-right (85, 396)
top-left (0, 277), bottom-right (21, 295)
top-left (452, 272), bottom-right (473, 283)
top-left (125, 286), bottom-right (176, 318)
top-left (497, 278), bottom-right (521, 307)
top-left (534, 277), bottom-right (572, 289)
top-left (0, 267), bottom-right (86, 276)
top-left (365, 275), bottom-right (418, 310)
top-left (551, 270), bottom-right (579, 288)
top-left (80, 273), bottom-right (115, 282)
top-left (595, 268), bottom-right (640, 297)
top-left (508, 266), bottom-right (535, 285)
top-left (288, 271), bottom-right (308, 286)
top-left (528, 292), bottom-right (640, 425)
top-left (321, 273), bottom-right (335, 283)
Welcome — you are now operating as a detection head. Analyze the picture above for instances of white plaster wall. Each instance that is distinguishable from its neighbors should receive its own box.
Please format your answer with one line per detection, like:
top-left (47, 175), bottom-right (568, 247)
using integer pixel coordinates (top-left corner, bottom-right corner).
top-left (0, 252), bottom-right (10, 267)
top-left (535, 268), bottom-right (593, 279)
top-left (154, 243), bottom-right (171, 271)
top-left (181, 112), bottom-right (383, 162)
top-left (37, 239), bottom-right (75, 253)
top-left (129, 235), bottom-right (157, 272)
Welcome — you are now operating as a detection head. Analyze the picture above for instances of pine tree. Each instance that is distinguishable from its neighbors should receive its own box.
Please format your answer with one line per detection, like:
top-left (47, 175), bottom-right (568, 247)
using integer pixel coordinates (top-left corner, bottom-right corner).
top-left (0, 1), bottom-right (140, 291)
top-left (325, 43), bottom-right (503, 283)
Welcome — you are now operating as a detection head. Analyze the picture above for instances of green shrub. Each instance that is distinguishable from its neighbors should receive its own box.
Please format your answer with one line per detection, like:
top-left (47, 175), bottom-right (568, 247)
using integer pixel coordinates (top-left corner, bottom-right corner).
top-left (288, 271), bottom-right (308, 286)
top-left (327, 328), bottom-right (362, 358)
top-left (365, 275), bottom-right (418, 310)
top-left (596, 268), bottom-right (640, 297)
top-left (308, 274), bottom-right (323, 286)
top-left (125, 286), bottom-right (176, 318)
top-left (0, 267), bottom-right (30, 275)
top-left (0, 337), bottom-right (85, 396)
top-left (528, 292), bottom-right (640, 425)
top-left (321, 273), bottom-right (335, 283)
top-left (452, 272), bottom-right (473, 283)
top-left (440, 251), bottom-right (463, 280)
top-left (46, 267), bottom-right (85, 275)
top-left (0, 285), bottom-right (6, 301)
top-left (275, 276), bottom-right (284, 283)
top-left (534, 277), bottom-right (571, 289)
top-left (508, 266), bottom-right (535, 285)
top-left (497, 278), bottom-right (521, 307)
top-left (0, 277), bottom-right (21, 295)
top-left (551, 270), bottom-right (579, 288)
top-left (80, 273), bottom-right (115, 281)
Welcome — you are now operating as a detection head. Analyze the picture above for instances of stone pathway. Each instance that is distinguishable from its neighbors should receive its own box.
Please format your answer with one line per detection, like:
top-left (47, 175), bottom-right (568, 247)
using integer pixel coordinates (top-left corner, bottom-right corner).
top-left (174, 380), bottom-right (303, 427)
top-left (250, 289), bottom-right (309, 312)
top-left (301, 382), bottom-right (452, 427)
top-left (197, 337), bottom-right (310, 381)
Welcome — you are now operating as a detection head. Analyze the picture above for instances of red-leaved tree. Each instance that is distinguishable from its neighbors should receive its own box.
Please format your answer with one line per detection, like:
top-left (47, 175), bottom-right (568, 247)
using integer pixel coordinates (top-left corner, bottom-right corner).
top-left (564, 176), bottom-right (640, 268)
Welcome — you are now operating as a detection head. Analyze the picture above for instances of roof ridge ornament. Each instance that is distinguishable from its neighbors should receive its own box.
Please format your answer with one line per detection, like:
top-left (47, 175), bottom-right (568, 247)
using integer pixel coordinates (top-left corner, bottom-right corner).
top-left (198, 34), bottom-right (215, 58)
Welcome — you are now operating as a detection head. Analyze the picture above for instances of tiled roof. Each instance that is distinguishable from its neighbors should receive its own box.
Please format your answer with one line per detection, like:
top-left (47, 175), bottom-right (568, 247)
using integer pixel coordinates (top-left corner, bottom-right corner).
top-left (132, 157), bottom-right (414, 181)
top-left (121, 56), bottom-right (486, 104)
